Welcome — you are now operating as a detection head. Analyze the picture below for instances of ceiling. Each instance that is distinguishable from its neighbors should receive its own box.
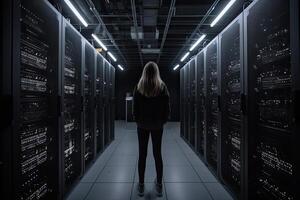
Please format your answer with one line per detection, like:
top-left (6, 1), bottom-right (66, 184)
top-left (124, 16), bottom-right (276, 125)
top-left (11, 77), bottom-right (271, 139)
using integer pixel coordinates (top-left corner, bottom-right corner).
top-left (58, 0), bottom-right (247, 70)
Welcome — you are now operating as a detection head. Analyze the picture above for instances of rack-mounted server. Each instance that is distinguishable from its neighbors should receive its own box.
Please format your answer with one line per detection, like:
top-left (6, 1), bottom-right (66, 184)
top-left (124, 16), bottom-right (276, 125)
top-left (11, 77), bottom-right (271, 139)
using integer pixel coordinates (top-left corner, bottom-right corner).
top-left (96, 54), bottom-right (104, 154)
top-left (245, 0), bottom-right (298, 199)
top-left (219, 14), bottom-right (243, 199)
top-left (195, 51), bottom-right (205, 157)
top-left (1, 0), bottom-right (116, 199)
top-left (205, 38), bottom-right (220, 173)
top-left (62, 20), bottom-right (83, 192)
top-left (83, 42), bottom-right (96, 169)
top-left (179, 0), bottom-right (299, 199)
top-left (13, 1), bottom-right (61, 199)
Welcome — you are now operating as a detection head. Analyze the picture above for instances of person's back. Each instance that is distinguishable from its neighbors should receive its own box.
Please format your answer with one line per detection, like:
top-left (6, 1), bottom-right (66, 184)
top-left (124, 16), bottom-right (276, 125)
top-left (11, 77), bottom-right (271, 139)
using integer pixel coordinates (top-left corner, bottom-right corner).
top-left (133, 82), bottom-right (169, 130)
top-left (133, 61), bottom-right (170, 197)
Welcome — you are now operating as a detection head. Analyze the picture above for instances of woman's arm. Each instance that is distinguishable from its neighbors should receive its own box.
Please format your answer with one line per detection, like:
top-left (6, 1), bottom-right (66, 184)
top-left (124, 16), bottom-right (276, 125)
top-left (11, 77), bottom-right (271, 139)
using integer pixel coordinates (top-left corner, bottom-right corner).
top-left (163, 85), bottom-right (170, 122)
top-left (133, 86), bottom-right (139, 121)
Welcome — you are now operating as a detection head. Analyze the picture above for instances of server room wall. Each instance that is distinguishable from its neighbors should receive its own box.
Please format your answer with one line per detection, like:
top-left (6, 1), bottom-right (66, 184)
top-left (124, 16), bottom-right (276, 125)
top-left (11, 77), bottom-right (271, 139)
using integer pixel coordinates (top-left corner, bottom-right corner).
top-left (115, 68), bottom-right (180, 121)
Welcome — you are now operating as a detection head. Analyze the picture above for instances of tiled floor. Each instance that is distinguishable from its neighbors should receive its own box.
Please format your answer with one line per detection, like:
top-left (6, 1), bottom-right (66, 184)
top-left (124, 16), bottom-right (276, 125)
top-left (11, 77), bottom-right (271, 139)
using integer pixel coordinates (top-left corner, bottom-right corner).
top-left (67, 121), bottom-right (233, 200)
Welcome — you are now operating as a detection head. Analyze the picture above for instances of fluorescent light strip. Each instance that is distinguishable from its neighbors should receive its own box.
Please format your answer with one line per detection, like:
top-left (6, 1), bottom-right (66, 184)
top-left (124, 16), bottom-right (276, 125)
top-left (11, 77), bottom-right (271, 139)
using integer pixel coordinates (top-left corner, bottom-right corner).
top-left (189, 34), bottom-right (206, 51)
top-left (117, 64), bottom-right (124, 71)
top-left (180, 52), bottom-right (190, 62)
top-left (92, 34), bottom-right (108, 51)
top-left (173, 64), bottom-right (180, 71)
top-left (108, 51), bottom-right (117, 62)
top-left (64, 0), bottom-right (88, 27)
top-left (210, 0), bottom-right (236, 27)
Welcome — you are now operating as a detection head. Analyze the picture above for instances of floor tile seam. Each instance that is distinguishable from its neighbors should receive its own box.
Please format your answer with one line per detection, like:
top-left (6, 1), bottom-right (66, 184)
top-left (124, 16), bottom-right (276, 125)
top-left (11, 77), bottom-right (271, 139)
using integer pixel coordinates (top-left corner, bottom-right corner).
top-left (174, 138), bottom-right (215, 200)
top-left (83, 139), bottom-right (123, 200)
top-left (129, 158), bottom-right (138, 200)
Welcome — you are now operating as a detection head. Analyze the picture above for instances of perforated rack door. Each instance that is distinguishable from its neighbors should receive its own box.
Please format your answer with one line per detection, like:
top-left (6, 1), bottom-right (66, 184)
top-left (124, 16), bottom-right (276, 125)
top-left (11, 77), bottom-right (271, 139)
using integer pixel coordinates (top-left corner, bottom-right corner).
top-left (96, 54), bottom-right (104, 154)
top-left (219, 14), bottom-right (243, 199)
top-left (83, 42), bottom-right (96, 169)
top-left (61, 19), bottom-right (83, 194)
top-left (244, 0), bottom-right (297, 199)
top-left (195, 51), bottom-right (206, 157)
top-left (204, 38), bottom-right (220, 174)
top-left (189, 59), bottom-right (197, 148)
top-left (12, 0), bottom-right (61, 199)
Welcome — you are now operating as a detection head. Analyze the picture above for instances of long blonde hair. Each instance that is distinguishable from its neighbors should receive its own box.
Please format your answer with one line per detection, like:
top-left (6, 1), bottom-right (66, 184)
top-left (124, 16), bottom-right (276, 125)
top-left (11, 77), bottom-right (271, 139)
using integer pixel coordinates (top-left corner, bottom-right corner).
top-left (137, 61), bottom-right (163, 97)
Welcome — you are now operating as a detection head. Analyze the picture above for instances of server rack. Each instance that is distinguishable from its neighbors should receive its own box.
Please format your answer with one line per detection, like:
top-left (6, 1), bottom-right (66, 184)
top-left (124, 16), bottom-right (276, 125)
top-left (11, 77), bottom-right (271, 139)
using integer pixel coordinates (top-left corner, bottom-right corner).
top-left (103, 61), bottom-right (110, 146)
top-left (183, 63), bottom-right (189, 141)
top-left (96, 54), bottom-right (104, 154)
top-left (244, 0), bottom-right (298, 199)
top-left (195, 51), bottom-right (206, 158)
top-left (83, 41), bottom-right (96, 169)
top-left (219, 14), bottom-right (243, 198)
top-left (61, 19), bottom-right (84, 194)
top-left (189, 59), bottom-right (197, 148)
top-left (179, 0), bottom-right (299, 199)
top-left (180, 68), bottom-right (184, 138)
top-left (109, 66), bottom-right (115, 141)
top-left (12, 0), bottom-right (61, 199)
top-left (205, 38), bottom-right (220, 173)
top-left (2, 1), bottom-right (116, 199)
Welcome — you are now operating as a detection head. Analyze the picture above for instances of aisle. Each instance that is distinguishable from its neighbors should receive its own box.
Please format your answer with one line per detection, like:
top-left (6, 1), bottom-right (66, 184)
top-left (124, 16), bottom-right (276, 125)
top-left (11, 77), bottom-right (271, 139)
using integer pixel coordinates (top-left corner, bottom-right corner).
top-left (67, 121), bottom-right (233, 200)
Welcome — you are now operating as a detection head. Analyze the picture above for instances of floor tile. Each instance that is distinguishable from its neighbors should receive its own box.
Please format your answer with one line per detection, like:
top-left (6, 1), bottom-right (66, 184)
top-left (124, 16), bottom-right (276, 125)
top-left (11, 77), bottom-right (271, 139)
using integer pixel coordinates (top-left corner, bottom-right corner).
top-left (163, 166), bottom-right (201, 182)
top-left (205, 183), bottom-right (233, 200)
top-left (106, 155), bottom-right (137, 166)
top-left (165, 183), bottom-right (213, 200)
top-left (96, 165), bottom-right (136, 182)
top-left (85, 183), bottom-right (132, 200)
top-left (193, 166), bottom-right (218, 182)
top-left (67, 183), bottom-right (92, 200)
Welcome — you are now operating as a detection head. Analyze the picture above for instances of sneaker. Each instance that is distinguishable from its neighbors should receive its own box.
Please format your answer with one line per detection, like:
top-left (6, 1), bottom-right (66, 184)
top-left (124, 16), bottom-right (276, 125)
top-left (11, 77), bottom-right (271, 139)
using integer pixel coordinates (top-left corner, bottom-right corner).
top-left (155, 181), bottom-right (163, 197)
top-left (137, 183), bottom-right (144, 196)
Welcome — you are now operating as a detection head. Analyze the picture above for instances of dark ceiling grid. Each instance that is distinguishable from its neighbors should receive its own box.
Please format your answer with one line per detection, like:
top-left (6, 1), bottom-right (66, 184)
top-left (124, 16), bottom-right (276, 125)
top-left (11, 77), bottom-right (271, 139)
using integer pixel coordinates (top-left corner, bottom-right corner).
top-left (131, 0), bottom-right (144, 66)
top-left (61, 0), bottom-right (247, 70)
top-left (156, 0), bottom-right (176, 63)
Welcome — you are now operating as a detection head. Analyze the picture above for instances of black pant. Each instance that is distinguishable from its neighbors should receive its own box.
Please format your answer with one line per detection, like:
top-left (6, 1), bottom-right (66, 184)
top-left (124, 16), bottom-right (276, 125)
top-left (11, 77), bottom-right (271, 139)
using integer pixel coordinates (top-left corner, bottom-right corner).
top-left (137, 127), bottom-right (163, 184)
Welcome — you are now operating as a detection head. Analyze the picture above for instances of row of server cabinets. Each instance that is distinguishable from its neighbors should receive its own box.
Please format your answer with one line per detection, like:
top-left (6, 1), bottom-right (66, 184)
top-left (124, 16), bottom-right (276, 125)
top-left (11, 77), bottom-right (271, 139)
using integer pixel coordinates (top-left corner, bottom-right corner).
top-left (0, 0), bottom-right (115, 199)
top-left (180, 0), bottom-right (299, 199)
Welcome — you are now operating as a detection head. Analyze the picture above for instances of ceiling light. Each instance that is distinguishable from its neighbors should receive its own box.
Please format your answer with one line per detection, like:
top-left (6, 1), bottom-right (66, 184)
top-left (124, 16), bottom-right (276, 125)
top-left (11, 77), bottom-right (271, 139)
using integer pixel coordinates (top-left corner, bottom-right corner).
top-left (189, 34), bottom-right (206, 51)
top-left (180, 52), bottom-right (190, 62)
top-left (92, 34), bottom-right (108, 51)
top-left (117, 64), bottom-right (124, 71)
top-left (173, 64), bottom-right (180, 71)
top-left (210, 0), bottom-right (237, 27)
top-left (64, 0), bottom-right (88, 27)
top-left (108, 51), bottom-right (117, 62)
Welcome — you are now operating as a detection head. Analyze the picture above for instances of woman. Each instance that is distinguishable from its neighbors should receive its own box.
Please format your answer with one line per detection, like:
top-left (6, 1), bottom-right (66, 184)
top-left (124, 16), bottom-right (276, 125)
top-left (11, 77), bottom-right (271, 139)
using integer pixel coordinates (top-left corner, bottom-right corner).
top-left (133, 61), bottom-right (170, 197)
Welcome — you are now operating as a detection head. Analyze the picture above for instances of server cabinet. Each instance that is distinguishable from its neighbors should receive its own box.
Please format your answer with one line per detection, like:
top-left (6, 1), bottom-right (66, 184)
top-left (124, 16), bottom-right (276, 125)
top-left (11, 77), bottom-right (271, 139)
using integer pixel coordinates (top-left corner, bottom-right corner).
top-left (12, 0), bottom-right (61, 199)
top-left (183, 63), bottom-right (189, 141)
top-left (205, 38), bottom-right (220, 173)
top-left (245, 0), bottom-right (298, 199)
top-left (109, 66), bottom-right (115, 141)
top-left (219, 15), bottom-right (243, 198)
top-left (96, 54), bottom-right (104, 153)
top-left (103, 61), bottom-right (110, 146)
top-left (180, 68), bottom-right (184, 137)
top-left (62, 19), bottom-right (83, 193)
top-left (195, 51), bottom-right (206, 157)
top-left (189, 59), bottom-right (196, 148)
top-left (83, 42), bottom-right (95, 168)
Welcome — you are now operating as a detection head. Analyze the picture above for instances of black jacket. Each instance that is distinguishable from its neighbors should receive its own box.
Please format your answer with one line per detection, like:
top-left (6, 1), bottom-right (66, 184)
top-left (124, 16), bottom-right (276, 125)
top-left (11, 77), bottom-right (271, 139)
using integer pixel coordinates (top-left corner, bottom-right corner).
top-left (133, 83), bottom-right (170, 130)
